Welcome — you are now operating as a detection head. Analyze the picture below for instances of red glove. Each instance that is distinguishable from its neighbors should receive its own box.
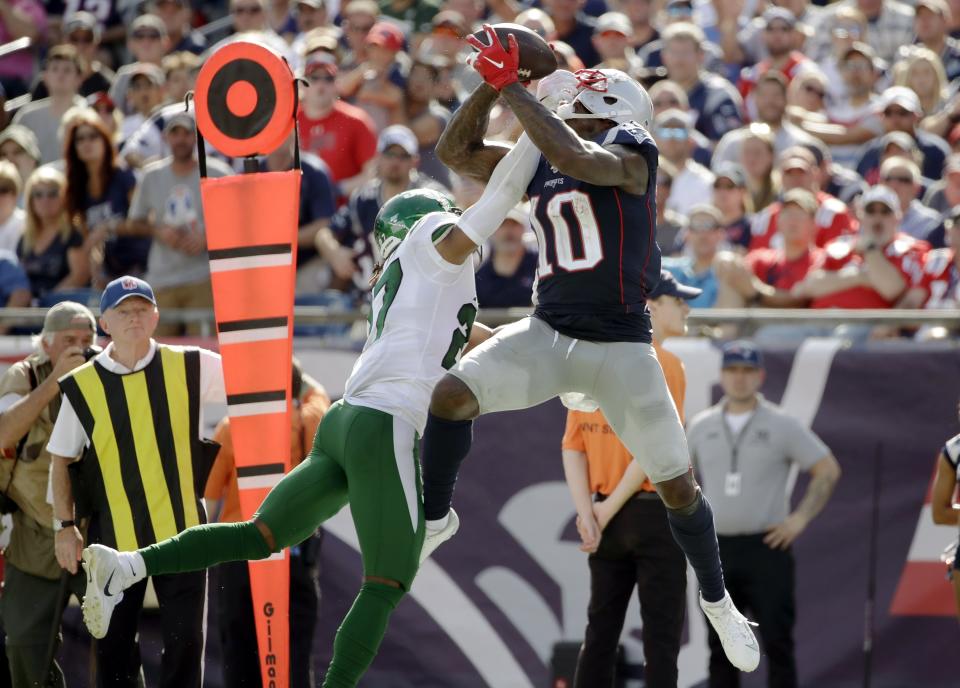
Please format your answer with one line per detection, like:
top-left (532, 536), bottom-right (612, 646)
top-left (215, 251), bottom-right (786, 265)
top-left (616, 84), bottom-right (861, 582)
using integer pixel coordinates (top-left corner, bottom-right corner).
top-left (466, 24), bottom-right (520, 91)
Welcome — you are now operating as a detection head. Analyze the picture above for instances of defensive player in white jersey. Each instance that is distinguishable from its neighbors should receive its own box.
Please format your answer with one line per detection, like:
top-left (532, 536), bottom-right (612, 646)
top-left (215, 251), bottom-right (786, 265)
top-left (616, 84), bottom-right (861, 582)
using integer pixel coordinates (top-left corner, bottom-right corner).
top-left (76, 136), bottom-right (542, 687)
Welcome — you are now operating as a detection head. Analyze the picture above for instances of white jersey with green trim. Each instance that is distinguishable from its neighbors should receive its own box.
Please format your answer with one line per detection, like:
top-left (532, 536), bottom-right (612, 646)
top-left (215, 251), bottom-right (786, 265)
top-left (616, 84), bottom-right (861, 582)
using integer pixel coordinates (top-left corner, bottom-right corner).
top-left (343, 211), bottom-right (478, 434)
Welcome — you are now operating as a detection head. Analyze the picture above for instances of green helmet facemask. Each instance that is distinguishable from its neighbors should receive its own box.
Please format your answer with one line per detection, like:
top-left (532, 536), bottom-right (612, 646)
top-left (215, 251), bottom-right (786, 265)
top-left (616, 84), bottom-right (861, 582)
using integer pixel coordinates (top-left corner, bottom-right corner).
top-left (372, 188), bottom-right (460, 261)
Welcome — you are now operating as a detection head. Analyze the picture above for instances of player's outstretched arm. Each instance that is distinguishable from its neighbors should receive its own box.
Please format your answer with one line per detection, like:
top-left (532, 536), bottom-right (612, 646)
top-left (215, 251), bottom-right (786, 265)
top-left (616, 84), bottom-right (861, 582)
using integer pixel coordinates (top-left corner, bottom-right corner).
top-left (435, 83), bottom-right (512, 183)
top-left (499, 82), bottom-right (649, 194)
top-left (435, 134), bottom-right (540, 265)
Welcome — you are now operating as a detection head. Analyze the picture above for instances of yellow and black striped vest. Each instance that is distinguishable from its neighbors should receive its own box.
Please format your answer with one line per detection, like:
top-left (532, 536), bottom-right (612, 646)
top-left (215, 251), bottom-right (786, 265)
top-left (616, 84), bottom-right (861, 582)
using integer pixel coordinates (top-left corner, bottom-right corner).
top-left (59, 346), bottom-right (212, 552)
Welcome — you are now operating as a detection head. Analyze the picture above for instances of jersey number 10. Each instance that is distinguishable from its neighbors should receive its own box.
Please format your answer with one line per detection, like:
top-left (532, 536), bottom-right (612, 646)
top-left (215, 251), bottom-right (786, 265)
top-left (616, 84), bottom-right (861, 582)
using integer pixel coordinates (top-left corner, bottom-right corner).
top-left (529, 191), bottom-right (604, 277)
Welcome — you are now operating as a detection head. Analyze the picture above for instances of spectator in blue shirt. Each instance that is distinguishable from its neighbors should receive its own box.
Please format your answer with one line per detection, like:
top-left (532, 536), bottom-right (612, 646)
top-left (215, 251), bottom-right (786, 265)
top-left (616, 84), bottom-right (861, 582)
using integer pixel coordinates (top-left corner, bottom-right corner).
top-left (661, 22), bottom-right (745, 143)
top-left (0, 248), bottom-right (31, 331)
top-left (662, 204), bottom-right (724, 308)
top-left (475, 203), bottom-right (538, 309)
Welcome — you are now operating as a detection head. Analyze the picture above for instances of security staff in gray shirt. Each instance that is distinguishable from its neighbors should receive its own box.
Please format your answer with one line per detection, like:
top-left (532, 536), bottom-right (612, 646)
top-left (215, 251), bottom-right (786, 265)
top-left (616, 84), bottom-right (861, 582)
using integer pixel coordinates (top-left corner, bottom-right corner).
top-left (687, 341), bottom-right (841, 688)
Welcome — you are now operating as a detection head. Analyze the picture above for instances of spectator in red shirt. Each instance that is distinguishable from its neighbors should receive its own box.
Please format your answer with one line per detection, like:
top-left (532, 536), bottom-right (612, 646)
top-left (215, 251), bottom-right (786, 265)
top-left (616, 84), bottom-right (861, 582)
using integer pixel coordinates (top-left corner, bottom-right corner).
top-left (738, 8), bottom-right (810, 121)
top-left (717, 188), bottom-right (822, 308)
top-left (901, 205), bottom-right (960, 310)
top-left (749, 147), bottom-right (857, 250)
top-left (298, 52), bottom-right (378, 196)
top-left (793, 185), bottom-right (929, 308)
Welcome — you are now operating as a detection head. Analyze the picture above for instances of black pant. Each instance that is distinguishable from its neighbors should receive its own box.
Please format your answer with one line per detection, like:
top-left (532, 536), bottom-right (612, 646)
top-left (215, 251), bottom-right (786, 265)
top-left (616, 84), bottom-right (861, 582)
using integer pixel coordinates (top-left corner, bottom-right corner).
top-left (574, 496), bottom-right (687, 688)
top-left (216, 539), bottom-right (321, 688)
top-left (94, 570), bottom-right (206, 688)
top-left (708, 534), bottom-right (796, 688)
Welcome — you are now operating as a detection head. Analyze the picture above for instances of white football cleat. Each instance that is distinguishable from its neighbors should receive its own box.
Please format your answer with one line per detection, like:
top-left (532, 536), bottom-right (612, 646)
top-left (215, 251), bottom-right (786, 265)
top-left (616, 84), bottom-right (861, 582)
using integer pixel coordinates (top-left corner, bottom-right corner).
top-left (419, 509), bottom-right (460, 565)
top-left (81, 544), bottom-right (128, 639)
top-left (701, 591), bottom-right (760, 672)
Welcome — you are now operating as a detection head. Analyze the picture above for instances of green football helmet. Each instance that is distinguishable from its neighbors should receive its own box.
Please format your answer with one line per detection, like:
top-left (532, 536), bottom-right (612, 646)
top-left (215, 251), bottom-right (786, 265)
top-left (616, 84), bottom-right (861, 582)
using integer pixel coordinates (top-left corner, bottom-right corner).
top-left (373, 188), bottom-right (460, 261)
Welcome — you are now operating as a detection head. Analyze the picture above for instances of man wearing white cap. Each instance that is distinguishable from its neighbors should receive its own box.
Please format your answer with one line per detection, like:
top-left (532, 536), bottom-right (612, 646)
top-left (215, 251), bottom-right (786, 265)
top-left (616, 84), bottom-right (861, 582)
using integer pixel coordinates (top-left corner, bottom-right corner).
top-left (592, 12), bottom-right (643, 73)
top-left (323, 124), bottom-right (449, 292)
top-left (655, 108), bottom-right (715, 216)
top-left (855, 86), bottom-right (951, 184)
top-left (125, 111), bottom-right (232, 335)
top-left (792, 185), bottom-right (931, 309)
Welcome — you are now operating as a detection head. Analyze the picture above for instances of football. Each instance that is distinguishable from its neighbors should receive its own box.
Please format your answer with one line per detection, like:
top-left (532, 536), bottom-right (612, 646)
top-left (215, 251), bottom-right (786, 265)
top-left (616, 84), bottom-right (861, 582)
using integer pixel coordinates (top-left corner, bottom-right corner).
top-left (469, 23), bottom-right (558, 81)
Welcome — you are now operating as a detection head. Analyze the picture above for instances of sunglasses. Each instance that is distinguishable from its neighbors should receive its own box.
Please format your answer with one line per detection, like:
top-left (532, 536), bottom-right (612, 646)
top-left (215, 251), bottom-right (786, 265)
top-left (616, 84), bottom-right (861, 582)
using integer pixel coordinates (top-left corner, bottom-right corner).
top-left (665, 5), bottom-right (693, 16)
top-left (689, 220), bottom-right (720, 232)
top-left (882, 175), bottom-right (914, 184)
top-left (306, 72), bottom-right (335, 83)
top-left (714, 181), bottom-right (738, 190)
top-left (132, 30), bottom-right (162, 40)
top-left (31, 188), bottom-right (60, 200)
top-left (656, 127), bottom-right (688, 140)
top-left (69, 32), bottom-right (95, 45)
top-left (653, 98), bottom-right (680, 109)
top-left (764, 24), bottom-right (792, 32)
top-left (832, 26), bottom-right (862, 38)
top-left (348, 22), bottom-right (374, 33)
top-left (864, 205), bottom-right (893, 216)
top-left (232, 5), bottom-right (263, 14)
top-left (0, 186), bottom-right (16, 195)
top-left (802, 84), bottom-right (825, 98)
top-left (883, 107), bottom-right (912, 117)
top-left (382, 149), bottom-right (413, 159)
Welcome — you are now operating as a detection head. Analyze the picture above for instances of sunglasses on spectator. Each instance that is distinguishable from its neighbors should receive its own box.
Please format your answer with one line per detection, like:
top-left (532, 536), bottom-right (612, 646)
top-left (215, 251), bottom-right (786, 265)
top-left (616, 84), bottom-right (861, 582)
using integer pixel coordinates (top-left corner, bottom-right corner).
top-left (764, 24), bottom-right (791, 33)
top-left (802, 84), bottom-right (825, 98)
top-left (382, 149), bottom-right (413, 159)
top-left (832, 27), bottom-right (861, 38)
top-left (432, 25), bottom-right (461, 38)
top-left (31, 188), bottom-right (60, 200)
top-left (656, 127), bottom-right (688, 140)
top-left (132, 30), bottom-right (162, 40)
top-left (714, 180), bottom-right (738, 190)
top-left (689, 220), bottom-right (719, 232)
top-left (882, 174), bottom-right (914, 184)
top-left (348, 22), bottom-right (374, 33)
top-left (653, 98), bottom-right (680, 109)
top-left (0, 185), bottom-right (15, 195)
top-left (69, 32), bottom-right (96, 45)
top-left (232, 5), bottom-right (263, 14)
top-left (665, 5), bottom-right (692, 16)
top-left (306, 73), bottom-right (335, 83)
top-left (883, 107), bottom-right (912, 117)
top-left (864, 204), bottom-right (893, 216)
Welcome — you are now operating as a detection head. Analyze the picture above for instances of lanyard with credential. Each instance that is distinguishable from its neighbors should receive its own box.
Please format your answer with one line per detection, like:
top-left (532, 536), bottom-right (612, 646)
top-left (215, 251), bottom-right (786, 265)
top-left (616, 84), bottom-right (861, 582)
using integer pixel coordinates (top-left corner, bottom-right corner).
top-left (720, 412), bottom-right (756, 497)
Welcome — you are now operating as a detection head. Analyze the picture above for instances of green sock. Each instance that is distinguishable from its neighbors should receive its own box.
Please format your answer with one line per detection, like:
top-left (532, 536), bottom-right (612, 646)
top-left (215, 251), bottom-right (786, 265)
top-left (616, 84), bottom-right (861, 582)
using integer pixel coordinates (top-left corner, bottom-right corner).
top-left (139, 521), bottom-right (271, 576)
top-left (322, 582), bottom-right (405, 688)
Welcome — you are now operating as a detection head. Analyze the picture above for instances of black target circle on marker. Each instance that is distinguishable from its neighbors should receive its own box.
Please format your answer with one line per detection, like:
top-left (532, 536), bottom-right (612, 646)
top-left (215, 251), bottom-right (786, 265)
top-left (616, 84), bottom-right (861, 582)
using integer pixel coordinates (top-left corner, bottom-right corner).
top-left (195, 42), bottom-right (295, 158)
top-left (207, 59), bottom-right (274, 139)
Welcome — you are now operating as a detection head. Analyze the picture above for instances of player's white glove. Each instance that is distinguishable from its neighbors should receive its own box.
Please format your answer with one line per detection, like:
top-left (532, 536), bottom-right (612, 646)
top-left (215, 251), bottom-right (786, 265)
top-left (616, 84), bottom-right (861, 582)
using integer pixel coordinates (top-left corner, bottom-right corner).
top-left (536, 70), bottom-right (581, 113)
top-left (560, 392), bottom-right (600, 412)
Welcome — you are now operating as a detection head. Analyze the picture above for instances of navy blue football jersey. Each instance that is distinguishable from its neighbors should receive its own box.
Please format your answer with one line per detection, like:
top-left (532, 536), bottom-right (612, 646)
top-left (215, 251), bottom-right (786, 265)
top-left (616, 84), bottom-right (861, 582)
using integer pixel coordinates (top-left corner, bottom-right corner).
top-left (526, 121), bottom-right (662, 343)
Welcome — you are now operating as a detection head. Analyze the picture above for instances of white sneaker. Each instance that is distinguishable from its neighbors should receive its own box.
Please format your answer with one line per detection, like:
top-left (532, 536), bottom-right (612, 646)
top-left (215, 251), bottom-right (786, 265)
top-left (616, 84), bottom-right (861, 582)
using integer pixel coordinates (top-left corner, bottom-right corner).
top-left (419, 509), bottom-right (460, 565)
top-left (81, 544), bottom-right (128, 639)
top-left (700, 591), bottom-right (760, 672)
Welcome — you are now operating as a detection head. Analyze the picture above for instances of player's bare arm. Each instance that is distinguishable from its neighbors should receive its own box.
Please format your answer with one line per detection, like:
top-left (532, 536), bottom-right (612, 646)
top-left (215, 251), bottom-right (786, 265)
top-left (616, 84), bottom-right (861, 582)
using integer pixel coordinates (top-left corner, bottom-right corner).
top-left (435, 83), bottom-right (511, 182)
top-left (435, 133), bottom-right (540, 265)
top-left (498, 82), bottom-right (649, 195)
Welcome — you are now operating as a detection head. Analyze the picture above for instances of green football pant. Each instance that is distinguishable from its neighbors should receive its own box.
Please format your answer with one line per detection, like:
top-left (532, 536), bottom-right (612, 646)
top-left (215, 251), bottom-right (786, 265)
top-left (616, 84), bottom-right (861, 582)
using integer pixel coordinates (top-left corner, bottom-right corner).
top-left (141, 400), bottom-right (426, 589)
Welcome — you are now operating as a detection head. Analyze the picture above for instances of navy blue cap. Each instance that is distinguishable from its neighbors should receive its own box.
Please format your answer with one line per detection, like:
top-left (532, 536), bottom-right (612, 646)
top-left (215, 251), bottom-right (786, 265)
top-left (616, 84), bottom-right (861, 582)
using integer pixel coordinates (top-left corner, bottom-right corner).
top-left (721, 340), bottom-right (764, 369)
top-left (100, 275), bottom-right (156, 313)
top-left (650, 269), bottom-right (702, 301)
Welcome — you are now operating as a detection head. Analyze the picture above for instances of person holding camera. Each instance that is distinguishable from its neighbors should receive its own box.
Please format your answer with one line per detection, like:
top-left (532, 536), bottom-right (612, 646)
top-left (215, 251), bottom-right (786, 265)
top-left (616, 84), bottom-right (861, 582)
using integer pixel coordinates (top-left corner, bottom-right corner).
top-left (48, 276), bottom-right (224, 688)
top-left (0, 301), bottom-right (96, 688)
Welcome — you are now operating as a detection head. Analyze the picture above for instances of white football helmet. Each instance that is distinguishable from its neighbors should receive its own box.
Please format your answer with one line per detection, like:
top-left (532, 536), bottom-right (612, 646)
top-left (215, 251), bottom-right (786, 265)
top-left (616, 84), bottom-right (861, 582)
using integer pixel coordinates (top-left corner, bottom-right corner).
top-left (556, 68), bottom-right (655, 129)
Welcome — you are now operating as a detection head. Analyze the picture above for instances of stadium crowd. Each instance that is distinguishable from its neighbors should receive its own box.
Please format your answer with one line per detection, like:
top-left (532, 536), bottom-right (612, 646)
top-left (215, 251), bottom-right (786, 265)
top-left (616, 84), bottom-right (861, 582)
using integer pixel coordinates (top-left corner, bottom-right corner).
top-left (0, 0), bottom-right (950, 339)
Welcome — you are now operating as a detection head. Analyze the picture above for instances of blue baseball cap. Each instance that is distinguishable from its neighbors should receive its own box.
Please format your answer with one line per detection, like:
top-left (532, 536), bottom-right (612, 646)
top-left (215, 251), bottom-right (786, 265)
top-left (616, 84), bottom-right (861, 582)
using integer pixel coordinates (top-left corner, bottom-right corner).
top-left (650, 269), bottom-right (702, 301)
top-left (721, 340), bottom-right (764, 369)
top-left (100, 275), bottom-right (156, 313)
